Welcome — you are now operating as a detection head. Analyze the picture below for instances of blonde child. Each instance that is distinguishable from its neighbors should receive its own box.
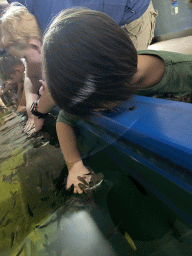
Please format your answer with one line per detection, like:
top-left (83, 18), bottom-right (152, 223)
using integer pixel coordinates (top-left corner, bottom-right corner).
top-left (0, 3), bottom-right (53, 133)
top-left (0, 54), bottom-right (26, 112)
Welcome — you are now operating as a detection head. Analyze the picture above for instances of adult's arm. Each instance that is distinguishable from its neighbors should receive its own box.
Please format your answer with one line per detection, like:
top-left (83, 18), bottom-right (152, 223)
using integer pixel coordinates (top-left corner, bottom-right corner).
top-left (56, 121), bottom-right (91, 194)
top-left (0, 1), bottom-right (9, 12)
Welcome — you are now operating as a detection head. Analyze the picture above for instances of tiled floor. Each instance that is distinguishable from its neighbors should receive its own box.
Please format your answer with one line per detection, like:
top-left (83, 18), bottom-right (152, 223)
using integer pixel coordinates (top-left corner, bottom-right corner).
top-left (148, 35), bottom-right (192, 54)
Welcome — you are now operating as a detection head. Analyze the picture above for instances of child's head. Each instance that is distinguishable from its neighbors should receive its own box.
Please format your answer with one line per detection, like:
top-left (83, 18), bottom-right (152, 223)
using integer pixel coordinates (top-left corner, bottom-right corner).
top-left (42, 8), bottom-right (137, 119)
top-left (0, 54), bottom-right (25, 84)
top-left (0, 1), bottom-right (9, 50)
top-left (1, 3), bottom-right (42, 62)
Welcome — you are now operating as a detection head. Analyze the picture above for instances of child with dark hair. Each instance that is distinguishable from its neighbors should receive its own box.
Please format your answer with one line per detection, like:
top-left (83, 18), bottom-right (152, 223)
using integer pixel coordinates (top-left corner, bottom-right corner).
top-left (0, 54), bottom-right (26, 112)
top-left (42, 8), bottom-right (192, 193)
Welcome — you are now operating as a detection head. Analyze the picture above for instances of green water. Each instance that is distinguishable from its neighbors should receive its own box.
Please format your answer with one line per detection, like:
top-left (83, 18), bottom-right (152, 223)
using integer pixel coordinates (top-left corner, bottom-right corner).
top-left (0, 111), bottom-right (67, 255)
top-left (0, 110), bottom-right (192, 256)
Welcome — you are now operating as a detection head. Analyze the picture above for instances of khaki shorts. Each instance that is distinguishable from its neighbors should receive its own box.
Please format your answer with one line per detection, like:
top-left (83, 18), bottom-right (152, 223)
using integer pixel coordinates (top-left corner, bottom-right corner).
top-left (121, 1), bottom-right (158, 50)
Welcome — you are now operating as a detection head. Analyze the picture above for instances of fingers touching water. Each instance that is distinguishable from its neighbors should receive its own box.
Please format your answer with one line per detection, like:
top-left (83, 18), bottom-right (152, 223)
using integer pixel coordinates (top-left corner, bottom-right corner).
top-left (66, 161), bottom-right (92, 194)
top-left (66, 160), bottom-right (104, 194)
top-left (24, 115), bottom-right (44, 136)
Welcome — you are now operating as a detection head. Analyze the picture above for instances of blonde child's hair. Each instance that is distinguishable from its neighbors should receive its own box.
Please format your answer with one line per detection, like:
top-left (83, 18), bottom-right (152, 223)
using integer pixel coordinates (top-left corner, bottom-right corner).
top-left (1, 3), bottom-right (42, 51)
top-left (0, 54), bottom-right (23, 81)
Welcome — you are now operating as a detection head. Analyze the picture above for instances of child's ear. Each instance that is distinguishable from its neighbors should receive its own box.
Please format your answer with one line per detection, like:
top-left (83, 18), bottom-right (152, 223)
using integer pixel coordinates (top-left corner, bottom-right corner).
top-left (14, 67), bottom-right (20, 74)
top-left (15, 66), bottom-right (22, 74)
top-left (15, 64), bottom-right (25, 74)
top-left (28, 38), bottom-right (42, 54)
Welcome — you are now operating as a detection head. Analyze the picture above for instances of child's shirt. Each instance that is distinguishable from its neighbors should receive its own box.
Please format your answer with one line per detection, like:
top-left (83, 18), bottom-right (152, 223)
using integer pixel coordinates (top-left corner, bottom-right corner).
top-left (57, 50), bottom-right (192, 127)
top-left (57, 50), bottom-right (192, 158)
top-left (137, 50), bottom-right (192, 97)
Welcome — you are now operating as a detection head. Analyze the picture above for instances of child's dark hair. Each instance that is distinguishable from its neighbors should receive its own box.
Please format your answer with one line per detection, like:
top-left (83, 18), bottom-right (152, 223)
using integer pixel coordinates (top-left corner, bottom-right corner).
top-left (0, 53), bottom-right (23, 81)
top-left (42, 8), bottom-right (138, 119)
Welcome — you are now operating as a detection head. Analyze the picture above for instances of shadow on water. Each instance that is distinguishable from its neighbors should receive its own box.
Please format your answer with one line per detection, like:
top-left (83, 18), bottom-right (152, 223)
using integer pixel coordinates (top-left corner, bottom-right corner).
top-left (1, 104), bottom-right (192, 256)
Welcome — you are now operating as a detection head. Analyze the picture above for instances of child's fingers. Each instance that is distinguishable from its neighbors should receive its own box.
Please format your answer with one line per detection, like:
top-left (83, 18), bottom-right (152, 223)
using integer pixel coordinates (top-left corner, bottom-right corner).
top-left (24, 119), bottom-right (35, 133)
top-left (78, 183), bottom-right (87, 191)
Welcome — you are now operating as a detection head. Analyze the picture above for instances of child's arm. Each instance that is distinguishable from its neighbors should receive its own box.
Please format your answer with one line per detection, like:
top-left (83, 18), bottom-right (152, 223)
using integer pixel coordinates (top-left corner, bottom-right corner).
top-left (23, 61), bottom-right (42, 134)
top-left (56, 121), bottom-right (91, 194)
top-left (16, 82), bottom-right (26, 113)
top-left (24, 79), bottom-right (56, 135)
top-left (16, 82), bottom-right (24, 106)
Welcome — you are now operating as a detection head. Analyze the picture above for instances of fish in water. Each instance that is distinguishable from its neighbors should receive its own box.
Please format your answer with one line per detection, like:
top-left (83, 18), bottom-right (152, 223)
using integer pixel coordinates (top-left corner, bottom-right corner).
top-left (0, 211), bottom-right (9, 225)
top-left (11, 232), bottom-right (15, 248)
top-left (27, 203), bottom-right (33, 217)
top-left (16, 244), bottom-right (25, 256)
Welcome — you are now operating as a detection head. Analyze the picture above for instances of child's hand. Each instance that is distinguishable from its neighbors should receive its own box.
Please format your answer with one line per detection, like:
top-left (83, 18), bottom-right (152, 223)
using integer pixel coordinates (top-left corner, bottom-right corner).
top-left (66, 160), bottom-right (92, 194)
top-left (24, 114), bottom-right (44, 136)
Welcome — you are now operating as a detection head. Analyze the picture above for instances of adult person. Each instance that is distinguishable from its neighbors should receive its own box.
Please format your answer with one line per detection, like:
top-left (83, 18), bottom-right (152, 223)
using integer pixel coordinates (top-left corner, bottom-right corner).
top-left (1, 0), bottom-right (158, 135)
top-left (7, 0), bottom-right (158, 51)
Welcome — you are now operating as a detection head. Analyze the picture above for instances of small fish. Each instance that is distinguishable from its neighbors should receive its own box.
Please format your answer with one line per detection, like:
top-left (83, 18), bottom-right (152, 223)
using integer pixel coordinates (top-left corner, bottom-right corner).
top-left (4, 219), bottom-right (11, 227)
top-left (11, 197), bottom-right (16, 208)
top-left (2, 175), bottom-right (7, 182)
top-left (11, 232), bottom-right (15, 248)
top-left (129, 176), bottom-right (147, 196)
top-left (125, 232), bottom-right (137, 251)
top-left (77, 176), bottom-right (89, 186)
top-left (44, 234), bottom-right (48, 240)
top-left (27, 203), bottom-right (33, 217)
top-left (10, 191), bottom-right (17, 196)
top-left (16, 244), bottom-right (25, 256)
top-left (43, 243), bottom-right (49, 249)
top-left (0, 211), bottom-right (9, 225)
top-left (36, 219), bottom-right (54, 229)
top-left (36, 223), bottom-right (49, 229)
